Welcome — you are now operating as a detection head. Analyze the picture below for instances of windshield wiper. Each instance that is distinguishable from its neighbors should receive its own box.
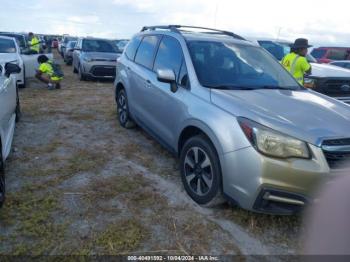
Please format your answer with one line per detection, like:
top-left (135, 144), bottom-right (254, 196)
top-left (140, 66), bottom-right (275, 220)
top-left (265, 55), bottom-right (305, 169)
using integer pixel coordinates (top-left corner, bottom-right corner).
top-left (205, 85), bottom-right (256, 90)
top-left (256, 85), bottom-right (298, 90)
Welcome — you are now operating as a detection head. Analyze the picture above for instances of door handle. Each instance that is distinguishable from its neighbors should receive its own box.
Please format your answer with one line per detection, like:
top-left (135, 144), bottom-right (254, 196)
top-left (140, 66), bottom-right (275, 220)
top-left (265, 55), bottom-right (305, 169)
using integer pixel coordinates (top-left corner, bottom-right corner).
top-left (145, 80), bottom-right (152, 88)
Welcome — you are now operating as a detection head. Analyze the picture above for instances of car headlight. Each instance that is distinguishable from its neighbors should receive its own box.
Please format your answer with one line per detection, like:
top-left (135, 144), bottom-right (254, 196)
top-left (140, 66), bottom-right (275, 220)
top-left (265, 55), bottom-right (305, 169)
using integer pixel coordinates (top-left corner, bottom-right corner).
top-left (304, 77), bottom-right (316, 89)
top-left (83, 57), bottom-right (93, 62)
top-left (238, 118), bottom-right (311, 159)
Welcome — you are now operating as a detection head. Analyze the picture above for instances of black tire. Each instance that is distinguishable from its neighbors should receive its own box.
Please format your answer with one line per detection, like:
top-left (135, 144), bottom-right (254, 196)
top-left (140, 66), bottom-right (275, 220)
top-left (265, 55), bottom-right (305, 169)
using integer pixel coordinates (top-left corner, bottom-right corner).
top-left (15, 87), bottom-right (21, 123)
top-left (116, 89), bottom-right (135, 129)
top-left (73, 65), bottom-right (78, 74)
top-left (78, 65), bottom-right (87, 81)
top-left (0, 145), bottom-right (5, 208)
top-left (180, 135), bottom-right (224, 206)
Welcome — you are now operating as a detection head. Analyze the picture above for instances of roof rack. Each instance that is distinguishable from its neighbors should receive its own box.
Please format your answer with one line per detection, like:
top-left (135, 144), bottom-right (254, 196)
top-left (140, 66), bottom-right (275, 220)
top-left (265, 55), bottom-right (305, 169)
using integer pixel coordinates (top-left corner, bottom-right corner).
top-left (141, 25), bottom-right (246, 41)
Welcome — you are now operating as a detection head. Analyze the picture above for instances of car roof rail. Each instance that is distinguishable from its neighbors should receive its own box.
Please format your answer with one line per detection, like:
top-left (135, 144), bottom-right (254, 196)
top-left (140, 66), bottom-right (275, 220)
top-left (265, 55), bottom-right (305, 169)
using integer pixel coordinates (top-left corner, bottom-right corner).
top-left (141, 25), bottom-right (246, 41)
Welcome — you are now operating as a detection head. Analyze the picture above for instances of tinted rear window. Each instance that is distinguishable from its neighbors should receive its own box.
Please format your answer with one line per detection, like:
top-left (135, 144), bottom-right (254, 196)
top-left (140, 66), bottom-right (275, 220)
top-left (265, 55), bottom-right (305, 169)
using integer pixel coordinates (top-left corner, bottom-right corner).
top-left (311, 49), bottom-right (327, 59)
top-left (134, 36), bottom-right (159, 69)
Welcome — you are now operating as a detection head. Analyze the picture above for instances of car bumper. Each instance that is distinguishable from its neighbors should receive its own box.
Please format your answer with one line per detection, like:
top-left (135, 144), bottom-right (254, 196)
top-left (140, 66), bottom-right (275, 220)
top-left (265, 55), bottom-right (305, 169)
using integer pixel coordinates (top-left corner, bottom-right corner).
top-left (221, 144), bottom-right (331, 214)
top-left (81, 61), bottom-right (116, 79)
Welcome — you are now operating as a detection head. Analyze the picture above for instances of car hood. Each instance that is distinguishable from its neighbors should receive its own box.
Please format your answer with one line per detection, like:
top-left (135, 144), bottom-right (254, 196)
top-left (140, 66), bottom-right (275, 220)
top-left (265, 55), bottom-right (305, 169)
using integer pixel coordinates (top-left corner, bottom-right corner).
top-left (211, 88), bottom-right (350, 146)
top-left (310, 62), bottom-right (350, 78)
top-left (83, 52), bottom-right (119, 62)
top-left (0, 53), bottom-right (19, 63)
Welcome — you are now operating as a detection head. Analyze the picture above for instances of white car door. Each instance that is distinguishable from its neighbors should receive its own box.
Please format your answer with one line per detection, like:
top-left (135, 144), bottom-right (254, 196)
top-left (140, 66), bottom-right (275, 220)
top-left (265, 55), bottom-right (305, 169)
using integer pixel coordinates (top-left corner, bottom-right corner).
top-left (21, 52), bottom-right (54, 78)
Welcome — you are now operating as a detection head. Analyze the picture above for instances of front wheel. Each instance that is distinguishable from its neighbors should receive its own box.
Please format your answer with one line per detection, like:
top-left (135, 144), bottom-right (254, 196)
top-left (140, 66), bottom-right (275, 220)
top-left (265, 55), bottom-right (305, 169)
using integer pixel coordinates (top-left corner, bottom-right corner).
top-left (180, 135), bottom-right (224, 206)
top-left (117, 89), bottom-right (135, 129)
top-left (78, 65), bottom-right (87, 81)
top-left (0, 147), bottom-right (5, 208)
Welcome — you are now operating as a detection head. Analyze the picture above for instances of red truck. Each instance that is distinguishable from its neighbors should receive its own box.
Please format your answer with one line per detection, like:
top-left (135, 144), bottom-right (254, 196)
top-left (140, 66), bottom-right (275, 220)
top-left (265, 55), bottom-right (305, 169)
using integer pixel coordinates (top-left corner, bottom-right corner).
top-left (311, 47), bottom-right (350, 63)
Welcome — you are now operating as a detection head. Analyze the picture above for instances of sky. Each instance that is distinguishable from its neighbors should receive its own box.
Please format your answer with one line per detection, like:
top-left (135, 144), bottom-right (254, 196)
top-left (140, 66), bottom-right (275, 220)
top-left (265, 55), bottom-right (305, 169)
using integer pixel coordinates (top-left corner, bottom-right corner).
top-left (1, 0), bottom-right (350, 47)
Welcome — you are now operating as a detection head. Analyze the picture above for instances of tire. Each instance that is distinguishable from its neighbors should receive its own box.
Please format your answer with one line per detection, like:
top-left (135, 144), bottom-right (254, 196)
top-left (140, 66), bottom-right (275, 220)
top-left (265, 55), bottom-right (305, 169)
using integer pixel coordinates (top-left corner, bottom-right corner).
top-left (116, 89), bottom-right (135, 129)
top-left (73, 64), bottom-right (78, 74)
top-left (180, 135), bottom-right (224, 206)
top-left (78, 65), bottom-right (87, 81)
top-left (15, 87), bottom-right (21, 123)
top-left (0, 145), bottom-right (5, 208)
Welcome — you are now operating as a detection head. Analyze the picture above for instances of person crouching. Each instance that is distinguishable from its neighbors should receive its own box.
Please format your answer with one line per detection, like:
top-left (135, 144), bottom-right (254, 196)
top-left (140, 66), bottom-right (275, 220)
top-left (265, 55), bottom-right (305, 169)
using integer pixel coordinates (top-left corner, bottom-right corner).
top-left (35, 55), bottom-right (63, 90)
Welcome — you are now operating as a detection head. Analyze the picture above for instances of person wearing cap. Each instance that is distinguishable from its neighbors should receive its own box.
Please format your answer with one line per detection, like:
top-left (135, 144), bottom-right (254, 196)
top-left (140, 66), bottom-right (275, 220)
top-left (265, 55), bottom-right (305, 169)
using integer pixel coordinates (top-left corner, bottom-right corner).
top-left (281, 38), bottom-right (312, 85)
top-left (28, 32), bottom-right (40, 54)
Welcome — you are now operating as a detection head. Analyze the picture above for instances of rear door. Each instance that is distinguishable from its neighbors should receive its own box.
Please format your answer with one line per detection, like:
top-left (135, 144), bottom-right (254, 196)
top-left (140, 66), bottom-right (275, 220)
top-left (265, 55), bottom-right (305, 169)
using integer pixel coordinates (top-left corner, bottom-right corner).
top-left (130, 35), bottom-right (160, 124)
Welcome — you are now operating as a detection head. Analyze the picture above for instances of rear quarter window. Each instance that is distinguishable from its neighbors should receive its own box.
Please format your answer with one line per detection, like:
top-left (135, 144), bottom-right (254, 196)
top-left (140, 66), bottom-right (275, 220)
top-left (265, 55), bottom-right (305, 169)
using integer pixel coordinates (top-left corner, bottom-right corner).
top-left (134, 35), bottom-right (159, 69)
top-left (125, 36), bottom-right (142, 61)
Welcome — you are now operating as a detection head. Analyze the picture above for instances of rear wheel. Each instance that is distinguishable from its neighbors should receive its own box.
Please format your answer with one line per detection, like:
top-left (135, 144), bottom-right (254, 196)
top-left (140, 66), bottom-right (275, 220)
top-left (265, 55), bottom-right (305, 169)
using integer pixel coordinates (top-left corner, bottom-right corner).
top-left (17, 67), bottom-right (26, 89)
top-left (180, 135), bottom-right (224, 206)
top-left (0, 145), bottom-right (5, 208)
top-left (117, 89), bottom-right (135, 129)
top-left (15, 87), bottom-right (21, 123)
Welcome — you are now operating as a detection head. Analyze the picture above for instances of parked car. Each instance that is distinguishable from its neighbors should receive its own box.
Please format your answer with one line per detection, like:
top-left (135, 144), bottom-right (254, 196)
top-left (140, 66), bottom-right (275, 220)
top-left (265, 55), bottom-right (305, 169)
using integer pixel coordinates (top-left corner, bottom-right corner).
top-left (311, 47), bottom-right (350, 64)
top-left (112, 39), bottom-right (129, 54)
top-left (63, 40), bottom-right (77, 65)
top-left (115, 25), bottom-right (350, 215)
top-left (60, 36), bottom-right (78, 57)
top-left (0, 61), bottom-right (22, 207)
top-left (73, 37), bottom-right (118, 80)
top-left (330, 60), bottom-right (350, 70)
top-left (0, 32), bottom-right (28, 53)
top-left (0, 36), bottom-right (25, 88)
top-left (255, 39), bottom-right (350, 104)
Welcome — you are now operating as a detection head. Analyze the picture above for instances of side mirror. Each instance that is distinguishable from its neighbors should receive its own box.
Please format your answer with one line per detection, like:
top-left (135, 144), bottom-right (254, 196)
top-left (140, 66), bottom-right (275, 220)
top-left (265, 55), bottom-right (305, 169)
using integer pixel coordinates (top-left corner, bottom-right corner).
top-left (157, 69), bottom-right (178, 93)
top-left (5, 63), bottom-right (21, 77)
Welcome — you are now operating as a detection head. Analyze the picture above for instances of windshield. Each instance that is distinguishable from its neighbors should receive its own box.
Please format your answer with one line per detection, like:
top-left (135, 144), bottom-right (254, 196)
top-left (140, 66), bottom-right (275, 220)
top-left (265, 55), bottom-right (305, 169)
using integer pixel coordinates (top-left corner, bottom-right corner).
top-left (113, 40), bottom-right (129, 53)
top-left (0, 33), bottom-right (26, 48)
top-left (67, 41), bottom-right (77, 48)
top-left (188, 41), bottom-right (301, 90)
top-left (258, 41), bottom-right (287, 61)
top-left (64, 37), bottom-right (77, 44)
top-left (0, 38), bottom-right (16, 53)
top-left (82, 39), bottom-right (117, 53)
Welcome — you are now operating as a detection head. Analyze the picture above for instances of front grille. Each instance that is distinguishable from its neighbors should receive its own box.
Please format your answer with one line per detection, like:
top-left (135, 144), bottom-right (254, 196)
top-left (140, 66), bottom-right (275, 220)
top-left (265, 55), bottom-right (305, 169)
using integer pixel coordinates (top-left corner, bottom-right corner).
top-left (90, 66), bottom-right (116, 77)
top-left (315, 78), bottom-right (350, 97)
top-left (322, 138), bottom-right (350, 169)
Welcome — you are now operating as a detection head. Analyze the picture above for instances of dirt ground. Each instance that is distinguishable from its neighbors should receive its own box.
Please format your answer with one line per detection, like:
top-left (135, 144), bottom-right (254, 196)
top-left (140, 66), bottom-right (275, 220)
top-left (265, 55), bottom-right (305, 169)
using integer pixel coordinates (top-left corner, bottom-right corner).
top-left (0, 52), bottom-right (303, 256)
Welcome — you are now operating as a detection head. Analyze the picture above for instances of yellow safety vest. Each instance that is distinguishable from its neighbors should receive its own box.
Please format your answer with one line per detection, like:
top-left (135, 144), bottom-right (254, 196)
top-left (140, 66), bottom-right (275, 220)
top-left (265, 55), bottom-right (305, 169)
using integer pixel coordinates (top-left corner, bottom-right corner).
top-left (281, 52), bottom-right (311, 85)
top-left (30, 37), bottom-right (40, 53)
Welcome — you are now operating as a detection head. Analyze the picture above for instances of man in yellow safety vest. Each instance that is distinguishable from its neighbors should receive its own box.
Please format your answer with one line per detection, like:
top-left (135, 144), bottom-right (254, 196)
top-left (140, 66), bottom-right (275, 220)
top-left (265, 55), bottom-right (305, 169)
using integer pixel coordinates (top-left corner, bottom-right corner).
top-left (28, 32), bottom-right (40, 54)
top-left (281, 38), bottom-right (312, 85)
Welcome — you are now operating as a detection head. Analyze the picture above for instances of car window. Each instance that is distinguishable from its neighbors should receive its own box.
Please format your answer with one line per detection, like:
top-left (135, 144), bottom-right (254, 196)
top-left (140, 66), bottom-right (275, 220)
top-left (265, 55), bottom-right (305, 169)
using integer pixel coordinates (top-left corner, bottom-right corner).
top-left (258, 41), bottom-right (286, 61)
top-left (134, 35), bottom-right (159, 69)
top-left (328, 49), bottom-right (348, 60)
top-left (188, 41), bottom-right (300, 89)
top-left (0, 38), bottom-right (16, 53)
top-left (82, 39), bottom-right (117, 53)
top-left (311, 49), bottom-right (327, 59)
top-left (346, 63), bottom-right (350, 69)
top-left (178, 60), bottom-right (189, 87)
top-left (154, 36), bottom-right (183, 78)
top-left (331, 62), bottom-right (344, 67)
top-left (125, 36), bottom-right (142, 60)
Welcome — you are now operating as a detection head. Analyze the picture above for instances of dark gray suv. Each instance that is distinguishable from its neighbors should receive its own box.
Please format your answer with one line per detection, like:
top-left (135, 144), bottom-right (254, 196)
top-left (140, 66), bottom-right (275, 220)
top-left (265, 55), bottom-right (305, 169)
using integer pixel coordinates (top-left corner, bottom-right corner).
top-left (115, 25), bottom-right (350, 215)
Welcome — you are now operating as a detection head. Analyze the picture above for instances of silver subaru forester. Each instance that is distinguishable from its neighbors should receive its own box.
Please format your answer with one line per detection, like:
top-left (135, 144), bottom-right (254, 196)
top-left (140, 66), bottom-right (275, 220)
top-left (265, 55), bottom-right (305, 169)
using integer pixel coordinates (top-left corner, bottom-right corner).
top-left (114, 25), bottom-right (350, 215)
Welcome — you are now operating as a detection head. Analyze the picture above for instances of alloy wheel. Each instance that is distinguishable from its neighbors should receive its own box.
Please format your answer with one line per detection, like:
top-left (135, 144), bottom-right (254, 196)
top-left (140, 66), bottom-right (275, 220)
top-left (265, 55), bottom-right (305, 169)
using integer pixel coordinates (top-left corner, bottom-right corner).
top-left (184, 146), bottom-right (213, 196)
top-left (118, 91), bottom-right (128, 124)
